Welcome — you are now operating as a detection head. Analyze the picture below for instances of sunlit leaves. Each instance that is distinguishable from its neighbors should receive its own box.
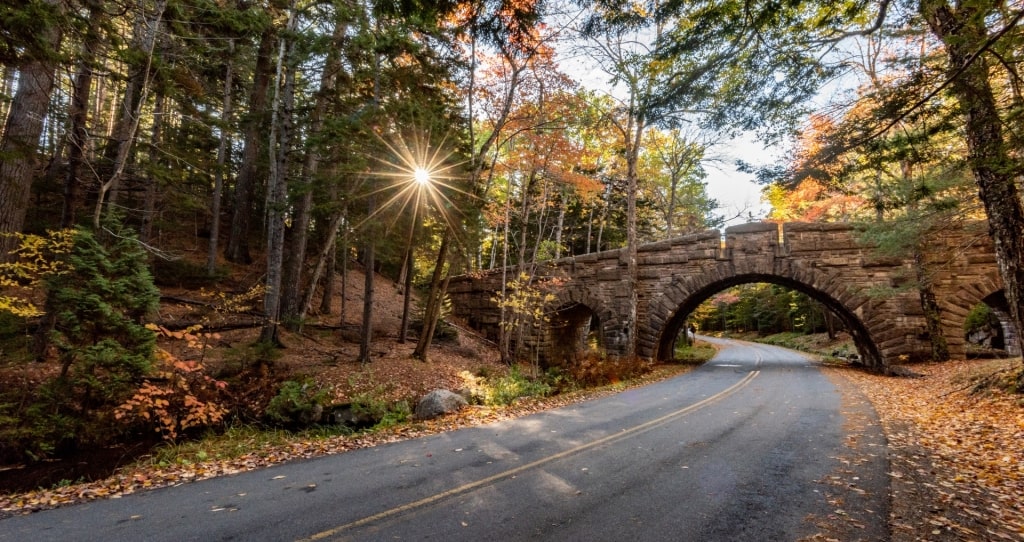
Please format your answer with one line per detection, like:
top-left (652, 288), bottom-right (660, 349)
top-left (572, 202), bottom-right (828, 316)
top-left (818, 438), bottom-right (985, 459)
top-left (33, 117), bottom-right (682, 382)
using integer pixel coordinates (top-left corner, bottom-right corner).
top-left (0, 230), bottom-right (75, 318)
top-left (116, 325), bottom-right (228, 440)
top-left (491, 272), bottom-right (559, 331)
top-left (839, 360), bottom-right (1024, 540)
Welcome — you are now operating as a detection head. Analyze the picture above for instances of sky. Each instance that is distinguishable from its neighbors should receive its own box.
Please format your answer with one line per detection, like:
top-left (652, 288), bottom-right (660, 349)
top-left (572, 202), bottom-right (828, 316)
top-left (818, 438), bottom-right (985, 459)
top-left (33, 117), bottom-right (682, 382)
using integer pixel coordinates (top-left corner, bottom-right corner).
top-left (555, 27), bottom-right (787, 230)
top-left (702, 134), bottom-right (779, 227)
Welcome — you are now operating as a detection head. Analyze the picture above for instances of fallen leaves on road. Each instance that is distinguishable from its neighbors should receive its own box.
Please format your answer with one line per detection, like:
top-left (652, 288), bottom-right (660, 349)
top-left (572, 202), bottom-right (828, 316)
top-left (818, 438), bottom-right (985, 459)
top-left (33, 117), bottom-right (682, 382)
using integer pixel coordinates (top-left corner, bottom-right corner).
top-left (830, 359), bottom-right (1024, 541)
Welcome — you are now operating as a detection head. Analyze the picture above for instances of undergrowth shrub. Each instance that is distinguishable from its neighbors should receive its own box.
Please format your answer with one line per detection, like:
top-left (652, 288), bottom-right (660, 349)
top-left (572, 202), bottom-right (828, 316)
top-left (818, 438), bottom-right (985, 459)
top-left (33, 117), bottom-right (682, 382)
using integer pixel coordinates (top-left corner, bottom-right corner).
top-left (20, 224), bottom-right (161, 458)
top-left (345, 384), bottom-right (414, 429)
top-left (114, 326), bottom-right (229, 440)
top-left (373, 400), bottom-right (412, 429)
top-left (567, 353), bottom-right (651, 387)
top-left (265, 378), bottom-right (330, 427)
top-left (964, 303), bottom-right (1001, 337)
top-left (484, 366), bottom-right (552, 406)
top-left (115, 355), bottom-right (228, 441)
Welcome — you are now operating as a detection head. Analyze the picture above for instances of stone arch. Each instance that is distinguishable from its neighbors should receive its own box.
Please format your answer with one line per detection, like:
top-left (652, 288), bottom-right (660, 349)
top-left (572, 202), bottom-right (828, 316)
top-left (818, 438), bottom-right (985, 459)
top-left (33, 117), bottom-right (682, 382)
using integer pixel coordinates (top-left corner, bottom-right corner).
top-left (938, 271), bottom-right (1019, 356)
top-left (543, 286), bottom-right (613, 367)
top-left (641, 261), bottom-right (884, 370)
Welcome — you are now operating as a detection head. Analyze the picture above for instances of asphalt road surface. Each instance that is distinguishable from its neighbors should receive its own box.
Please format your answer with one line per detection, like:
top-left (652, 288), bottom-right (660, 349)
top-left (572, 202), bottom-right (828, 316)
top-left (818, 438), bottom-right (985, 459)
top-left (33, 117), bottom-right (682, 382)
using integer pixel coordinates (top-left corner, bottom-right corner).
top-left (0, 338), bottom-right (890, 541)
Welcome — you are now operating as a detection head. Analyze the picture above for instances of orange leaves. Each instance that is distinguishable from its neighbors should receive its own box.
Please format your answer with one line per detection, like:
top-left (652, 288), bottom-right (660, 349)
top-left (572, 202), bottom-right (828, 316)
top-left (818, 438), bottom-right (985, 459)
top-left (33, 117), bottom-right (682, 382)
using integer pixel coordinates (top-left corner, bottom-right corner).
top-left (835, 359), bottom-right (1024, 539)
top-left (147, 323), bottom-right (222, 352)
top-left (115, 346), bottom-right (228, 441)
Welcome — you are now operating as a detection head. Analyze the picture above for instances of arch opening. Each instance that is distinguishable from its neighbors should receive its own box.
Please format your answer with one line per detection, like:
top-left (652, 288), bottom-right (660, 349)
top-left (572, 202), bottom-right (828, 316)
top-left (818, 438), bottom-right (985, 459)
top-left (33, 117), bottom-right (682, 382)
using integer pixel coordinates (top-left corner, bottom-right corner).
top-left (964, 291), bottom-right (1020, 357)
top-left (654, 274), bottom-right (882, 368)
top-left (547, 302), bottom-right (602, 368)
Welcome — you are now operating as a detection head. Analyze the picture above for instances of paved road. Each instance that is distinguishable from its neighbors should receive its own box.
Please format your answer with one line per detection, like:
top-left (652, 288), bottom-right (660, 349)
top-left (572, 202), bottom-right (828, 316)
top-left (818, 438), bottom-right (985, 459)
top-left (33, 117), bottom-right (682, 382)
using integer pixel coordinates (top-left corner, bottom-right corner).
top-left (0, 338), bottom-right (890, 541)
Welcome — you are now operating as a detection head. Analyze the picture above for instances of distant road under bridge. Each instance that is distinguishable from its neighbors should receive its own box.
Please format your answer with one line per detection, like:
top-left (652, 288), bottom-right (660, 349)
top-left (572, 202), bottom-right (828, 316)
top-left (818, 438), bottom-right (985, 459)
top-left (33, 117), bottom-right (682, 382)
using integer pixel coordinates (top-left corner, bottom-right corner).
top-left (448, 221), bottom-right (1018, 370)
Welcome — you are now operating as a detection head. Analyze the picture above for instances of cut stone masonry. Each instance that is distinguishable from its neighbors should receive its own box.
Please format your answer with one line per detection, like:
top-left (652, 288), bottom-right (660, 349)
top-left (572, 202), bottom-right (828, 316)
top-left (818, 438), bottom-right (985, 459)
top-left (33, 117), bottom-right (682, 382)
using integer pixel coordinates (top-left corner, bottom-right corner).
top-left (448, 221), bottom-right (1014, 371)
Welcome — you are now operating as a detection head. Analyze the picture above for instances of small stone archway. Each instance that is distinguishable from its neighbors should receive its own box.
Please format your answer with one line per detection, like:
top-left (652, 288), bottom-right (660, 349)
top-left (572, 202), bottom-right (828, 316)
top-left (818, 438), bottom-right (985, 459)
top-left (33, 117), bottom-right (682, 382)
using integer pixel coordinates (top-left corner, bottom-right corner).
top-left (940, 270), bottom-right (1019, 357)
top-left (542, 287), bottom-right (614, 367)
top-left (643, 263), bottom-right (885, 370)
top-left (983, 293), bottom-right (1020, 356)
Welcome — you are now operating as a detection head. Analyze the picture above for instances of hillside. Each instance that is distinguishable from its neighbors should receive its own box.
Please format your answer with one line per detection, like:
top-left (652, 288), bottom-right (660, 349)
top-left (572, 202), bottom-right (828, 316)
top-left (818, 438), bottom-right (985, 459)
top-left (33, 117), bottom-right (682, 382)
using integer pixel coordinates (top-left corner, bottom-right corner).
top-left (155, 264), bottom-right (507, 405)
top-left (0, 262), bottom-right (511, 494)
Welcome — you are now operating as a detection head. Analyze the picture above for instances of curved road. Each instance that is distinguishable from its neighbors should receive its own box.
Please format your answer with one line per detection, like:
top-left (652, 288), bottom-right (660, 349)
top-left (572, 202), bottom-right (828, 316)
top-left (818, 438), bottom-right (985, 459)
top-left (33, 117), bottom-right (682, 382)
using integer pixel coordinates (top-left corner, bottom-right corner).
top-left (0, 338), bottom-right (890, 541)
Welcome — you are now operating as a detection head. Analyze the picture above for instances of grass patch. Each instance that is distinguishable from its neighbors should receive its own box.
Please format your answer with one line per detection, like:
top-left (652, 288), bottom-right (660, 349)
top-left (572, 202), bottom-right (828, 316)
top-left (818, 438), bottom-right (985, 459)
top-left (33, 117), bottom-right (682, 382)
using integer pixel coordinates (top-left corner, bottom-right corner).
top-left (483, 366), bottom-right (552, 406)
top-left (146, 422), bottom-right (357, 468)
top-left (673, 341), bottom-right (717, 365)
top-left (755, 332), bottom-right (856, 361)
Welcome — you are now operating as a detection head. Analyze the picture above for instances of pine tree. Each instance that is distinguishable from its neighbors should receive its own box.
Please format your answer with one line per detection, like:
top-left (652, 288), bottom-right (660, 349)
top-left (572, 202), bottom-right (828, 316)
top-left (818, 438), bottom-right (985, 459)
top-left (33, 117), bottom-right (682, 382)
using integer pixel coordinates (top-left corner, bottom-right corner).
top-left (39, 224), bottom-right (159, 445)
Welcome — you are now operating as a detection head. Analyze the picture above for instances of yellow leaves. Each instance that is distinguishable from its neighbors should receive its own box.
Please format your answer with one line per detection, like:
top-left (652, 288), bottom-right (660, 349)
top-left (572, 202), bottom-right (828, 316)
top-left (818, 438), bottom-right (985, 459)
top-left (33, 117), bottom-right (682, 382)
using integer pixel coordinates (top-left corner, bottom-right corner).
top-left (206, 285), bottom-right (264, 312)
top-left (0, 229), bottom-right (76, 318)
top-left (0, 296), bottom-right (44, 318)
top-left (491, 272), bottom-right (559, 336)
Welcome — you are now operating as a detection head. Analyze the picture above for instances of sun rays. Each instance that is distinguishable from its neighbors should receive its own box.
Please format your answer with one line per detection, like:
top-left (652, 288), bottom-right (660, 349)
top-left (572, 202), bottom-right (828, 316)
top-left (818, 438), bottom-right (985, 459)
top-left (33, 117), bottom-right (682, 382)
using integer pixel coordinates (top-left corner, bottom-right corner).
top-left (354, 130), bottom-right (472, 236)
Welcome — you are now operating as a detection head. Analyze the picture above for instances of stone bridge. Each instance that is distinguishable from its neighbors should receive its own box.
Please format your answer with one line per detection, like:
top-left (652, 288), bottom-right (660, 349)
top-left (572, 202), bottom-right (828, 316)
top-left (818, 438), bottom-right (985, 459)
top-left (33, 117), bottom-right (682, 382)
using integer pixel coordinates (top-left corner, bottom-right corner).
top-left (448, 221), bottom-right (1017, 370)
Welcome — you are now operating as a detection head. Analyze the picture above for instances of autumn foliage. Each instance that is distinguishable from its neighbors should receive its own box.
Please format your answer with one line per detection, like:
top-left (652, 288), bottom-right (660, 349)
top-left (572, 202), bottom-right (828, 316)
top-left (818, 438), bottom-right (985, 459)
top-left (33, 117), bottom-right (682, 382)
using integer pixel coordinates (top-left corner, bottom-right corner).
top-left (115, 326), bottom-right (228, 441)
top-left (0, 230), bottom-right (75, 318)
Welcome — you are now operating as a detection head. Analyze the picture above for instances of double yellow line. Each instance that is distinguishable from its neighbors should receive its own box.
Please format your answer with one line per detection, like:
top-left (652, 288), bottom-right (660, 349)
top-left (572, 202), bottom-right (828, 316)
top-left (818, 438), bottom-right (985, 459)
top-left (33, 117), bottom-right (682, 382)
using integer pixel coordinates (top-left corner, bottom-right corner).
top-left (302, 369), bottom-right (761, 541)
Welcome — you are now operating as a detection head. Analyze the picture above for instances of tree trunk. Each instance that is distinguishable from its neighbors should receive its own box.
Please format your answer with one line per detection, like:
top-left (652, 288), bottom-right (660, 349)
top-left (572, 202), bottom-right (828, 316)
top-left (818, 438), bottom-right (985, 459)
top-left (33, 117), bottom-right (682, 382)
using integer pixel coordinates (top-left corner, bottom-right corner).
top-left (517, 169), bottom-right (536, 269)
top-left (358, 212), bottom-right (376, 364)
top-left (0, 0), bottom-right (63, 260)
top-left (340, 228), bottom-right (349, 326)
top-left (280, 16), bottom-right (345, 328)
top-left (554, 186), bottom-right (567, 259)
top-left (586, 208), bottom-right (593, 254)
top-left (915, 251), bottom-right (949, 361)
top-left (62, 0), bottom-right (103, 229)
top-left (207, 40), bottom-right (234, 275)
top-left (299, 210), bottom-right (345, 322)
top-left (922, 0), bottom-right (1024, 380)
top-left (623, 114), bottom-right (645, 358)
top-left (823, 307), bottom-right (838, 340)
top-left (413, 230), bottom-right (451, 361)
top-left (499, 187), bottom-right (513, 363)
top-left (399, 235), bottom-right (414, 343)
top-left (140, 91), bottom-right (164, 243)
top-left (94, 0), bottom-right (166, 223)
top-left (260, 6), bottom-right (297, 346)
top-left (0, 65), bottom-right (15, 127)
top-left (420, 273), bottom-right (452, 360)
top-left (225, 27), bottom-right (275, 264)
top-left (319, 242), bottom-right (336, 315)
top-left (280, 185), bottom-right (313, 329)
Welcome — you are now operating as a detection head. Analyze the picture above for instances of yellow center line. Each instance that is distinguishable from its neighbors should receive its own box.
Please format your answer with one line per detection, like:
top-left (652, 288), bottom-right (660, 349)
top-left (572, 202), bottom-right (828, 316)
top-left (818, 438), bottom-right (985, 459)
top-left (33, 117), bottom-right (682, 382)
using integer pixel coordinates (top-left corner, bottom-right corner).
top-left (301, 369), bottom-right (761, 542)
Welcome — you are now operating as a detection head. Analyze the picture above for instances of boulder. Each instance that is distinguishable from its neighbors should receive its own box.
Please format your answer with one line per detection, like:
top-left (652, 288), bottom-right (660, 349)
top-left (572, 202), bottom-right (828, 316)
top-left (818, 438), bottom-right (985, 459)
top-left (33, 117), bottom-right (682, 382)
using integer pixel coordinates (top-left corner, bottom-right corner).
top-left (415, 389), bottom-right (467, 420)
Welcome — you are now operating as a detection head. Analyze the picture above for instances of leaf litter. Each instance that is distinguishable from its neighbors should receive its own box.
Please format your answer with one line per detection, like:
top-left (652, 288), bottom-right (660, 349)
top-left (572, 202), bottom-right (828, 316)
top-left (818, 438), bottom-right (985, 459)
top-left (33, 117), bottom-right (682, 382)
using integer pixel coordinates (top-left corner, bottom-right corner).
top-left (829, 358), bottom-right (1024, 541)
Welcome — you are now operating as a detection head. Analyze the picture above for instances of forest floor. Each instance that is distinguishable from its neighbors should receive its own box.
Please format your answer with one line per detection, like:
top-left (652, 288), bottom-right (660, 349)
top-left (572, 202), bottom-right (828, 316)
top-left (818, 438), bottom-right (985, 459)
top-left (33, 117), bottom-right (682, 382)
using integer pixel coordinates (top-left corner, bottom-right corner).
top-left (2, 266), bottom-right (1023, 540)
